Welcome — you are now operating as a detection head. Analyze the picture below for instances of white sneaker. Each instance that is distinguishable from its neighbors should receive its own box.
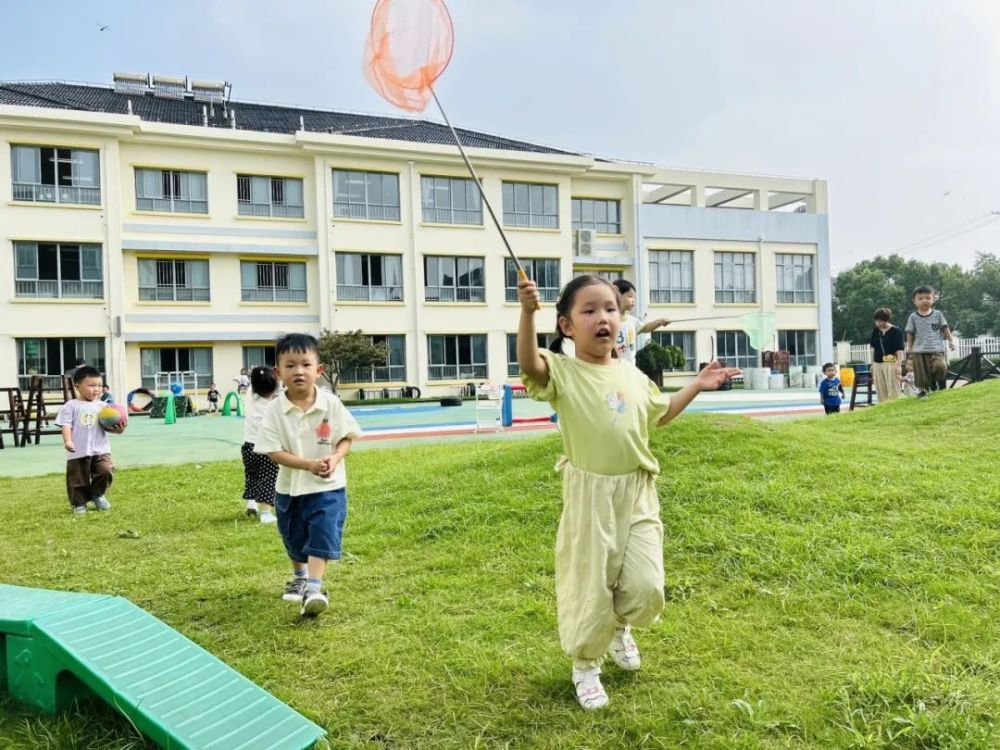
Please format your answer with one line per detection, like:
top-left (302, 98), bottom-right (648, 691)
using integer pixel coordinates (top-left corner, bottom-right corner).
top-left (301, 589), bottom-right (329, 618)
top-left (245, 499), bottom-right (258, 516)
top-left (73, 505), bottom-right (87, 516)
top-left (93, 496), bottom-right (111, 511)
top-left (572, 667), bottom-right (609, 710)
top-left (259, 511), bottom-right (277, 524)
top-left (609, 626), bottom-right (641, 671)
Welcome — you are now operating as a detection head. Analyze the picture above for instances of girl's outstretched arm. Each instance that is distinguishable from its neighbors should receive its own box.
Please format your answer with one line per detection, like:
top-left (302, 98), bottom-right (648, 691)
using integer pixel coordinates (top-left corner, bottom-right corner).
top-left (517, 278), bottom-right (549, 385)
top-left (657, 361), bottom-right (741, 426)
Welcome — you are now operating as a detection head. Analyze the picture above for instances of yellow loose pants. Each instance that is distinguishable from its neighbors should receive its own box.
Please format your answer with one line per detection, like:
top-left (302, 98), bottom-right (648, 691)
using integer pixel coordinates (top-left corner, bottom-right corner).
top-left (555, 458), bottom-right (665, 669)
top-left (872, 362), bottom-right (900, 403)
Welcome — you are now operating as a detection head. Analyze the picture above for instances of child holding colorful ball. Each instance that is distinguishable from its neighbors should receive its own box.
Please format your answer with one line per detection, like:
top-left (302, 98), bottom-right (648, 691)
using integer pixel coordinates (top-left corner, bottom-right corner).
top-left (55, 366), bottom-right (126, 515)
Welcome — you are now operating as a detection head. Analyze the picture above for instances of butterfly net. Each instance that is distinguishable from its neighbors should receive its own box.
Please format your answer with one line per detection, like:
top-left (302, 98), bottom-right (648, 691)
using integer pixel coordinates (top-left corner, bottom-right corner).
top-left (363, 0), bottom-right (455, 112)
top-left (741, 312), bottom-right (777, 352)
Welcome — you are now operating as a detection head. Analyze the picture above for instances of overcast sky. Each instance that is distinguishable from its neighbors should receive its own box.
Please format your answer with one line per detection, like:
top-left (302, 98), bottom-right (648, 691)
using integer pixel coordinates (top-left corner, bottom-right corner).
top-left (3, 0), bottom-right (999, 272)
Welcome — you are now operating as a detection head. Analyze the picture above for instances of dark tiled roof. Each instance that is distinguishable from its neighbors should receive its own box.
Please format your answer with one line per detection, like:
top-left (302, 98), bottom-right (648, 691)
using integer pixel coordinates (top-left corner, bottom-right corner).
top-left (0, 81), bottom-right (580, 156)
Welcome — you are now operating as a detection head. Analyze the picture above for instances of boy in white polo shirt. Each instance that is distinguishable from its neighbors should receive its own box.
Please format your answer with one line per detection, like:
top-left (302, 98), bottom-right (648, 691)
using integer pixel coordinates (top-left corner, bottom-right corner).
top-left (255, 333), bottom-right (361, 617)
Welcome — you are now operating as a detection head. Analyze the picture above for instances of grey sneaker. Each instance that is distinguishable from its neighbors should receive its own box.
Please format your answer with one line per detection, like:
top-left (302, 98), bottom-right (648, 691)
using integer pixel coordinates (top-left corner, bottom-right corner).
top-left (282, 578), bottom-right (307, 602)
top-left (73, 505), bottom-right (87, 516)
top-left (93, 496), bottom-right (111, 511)
top-left (572, 667), bottom-right (609, 710)
top-left (301, 589), bottom-right (329, 618)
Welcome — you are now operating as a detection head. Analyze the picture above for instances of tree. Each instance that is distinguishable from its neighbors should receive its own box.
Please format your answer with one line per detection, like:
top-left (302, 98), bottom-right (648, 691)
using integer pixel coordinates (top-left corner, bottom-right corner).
top-left (832, 254), bottom-right (991, 342)
top-left (316, 329), bottom-right (389, 392)
top-left (635, 342), bottom-right (686, 387)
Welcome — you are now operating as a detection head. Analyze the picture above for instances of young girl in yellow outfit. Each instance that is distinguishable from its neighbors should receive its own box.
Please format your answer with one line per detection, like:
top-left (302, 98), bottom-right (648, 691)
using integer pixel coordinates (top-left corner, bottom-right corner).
top-left (517, 274), bottom-right (739, 710)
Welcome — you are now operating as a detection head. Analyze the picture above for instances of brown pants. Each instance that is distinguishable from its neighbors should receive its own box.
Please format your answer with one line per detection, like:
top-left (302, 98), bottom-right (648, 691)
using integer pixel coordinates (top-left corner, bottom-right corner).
top-left (909, 352), bottom-right (947, 392)
top-left (872, 362), bottom-right (901, 403)
top-left (66, 454), bottom-right (114, 508)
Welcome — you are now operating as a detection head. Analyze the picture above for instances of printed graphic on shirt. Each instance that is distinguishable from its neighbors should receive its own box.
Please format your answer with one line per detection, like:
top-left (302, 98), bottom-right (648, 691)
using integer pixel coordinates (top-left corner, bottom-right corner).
top-left (605, 390), bottom-right (627, 424)
top-left (81, 411), bottom-right (96, 428)
top-left (316, 418), bottom-right (332, 445)
top-left (615, 327), bottom-right (635, 359)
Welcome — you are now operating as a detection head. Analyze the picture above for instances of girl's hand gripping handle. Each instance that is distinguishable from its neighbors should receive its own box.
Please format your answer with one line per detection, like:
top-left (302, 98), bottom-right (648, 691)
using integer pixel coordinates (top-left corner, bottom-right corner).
top-left (518, 268), bottom-right (541, 311)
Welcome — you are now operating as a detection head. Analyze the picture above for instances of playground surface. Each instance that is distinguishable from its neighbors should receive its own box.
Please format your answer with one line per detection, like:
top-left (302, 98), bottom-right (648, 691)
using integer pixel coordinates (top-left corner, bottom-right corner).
top-left (0, 389), bottom-right (825, 478)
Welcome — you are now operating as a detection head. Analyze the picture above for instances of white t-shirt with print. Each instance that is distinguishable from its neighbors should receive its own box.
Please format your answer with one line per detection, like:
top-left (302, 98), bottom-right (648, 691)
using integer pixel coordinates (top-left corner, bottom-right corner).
top-left (254, 388), bottom-right (361, 495)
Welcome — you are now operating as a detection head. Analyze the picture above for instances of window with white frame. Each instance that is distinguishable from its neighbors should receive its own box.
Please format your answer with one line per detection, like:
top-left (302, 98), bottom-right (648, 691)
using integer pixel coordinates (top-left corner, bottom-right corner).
top-left (714, 252), bottom-right (756, 304)
top-left (332, 170), bottom-right (400, 221)
top-left (775, 254), bottom-right (816, 304)
top-left (420, 176), bottom-right (483, 224)
top-left (335, 253), bottom-right (403, 301)
top-left (717, 330), bottom-right (758, 370)
top-left (778, 330), bottom-right (818, 367)
top-left (649, 250), bottom-right (694, 303)
top-left (427, 334), bottom-right (487, 380)
top-left (14, 242), bottom-right (103, 299)
top-left (651, 331), bottom-right (697, 372)
top-left (502, 182), bottom-right (558, 228)
top-left (135, 168), bottom-right (208, 213)
top-left (240, 260), bottom-right (306, 302)
top-left (242, 345), bottom-right (276, 369)
top-left (17, 337), bottom-right (105, 391)
top-left (140, 347), bottom-right (213, 389)
top-left (506, 333), bottom-right (557, 377)
top-left (424, 256), bottom-right (485, 302)
top-left (571, 198), bottom-right (621, 233)
top-left (10, 145), bottom-right (101, 205)
top-left (237, 175), bottom-right (304, 218)
top-left (505, 258), bottom-right (560, 302)
top-left (340, 335), bottom-right (407, 383)
top-left (573, 269), bottom-right (624, 282)
top-left (137, 258), bottom-right (209, 301)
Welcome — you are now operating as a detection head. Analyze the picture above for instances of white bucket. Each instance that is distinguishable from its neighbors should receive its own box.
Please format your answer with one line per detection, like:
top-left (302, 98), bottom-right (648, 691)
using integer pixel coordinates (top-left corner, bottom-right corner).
top-left (769, 373), bottom-right (785, 390)
top-left (789, 370), bottom-right (804, 388)
top-left (751, 368), bottom-right (771, 390)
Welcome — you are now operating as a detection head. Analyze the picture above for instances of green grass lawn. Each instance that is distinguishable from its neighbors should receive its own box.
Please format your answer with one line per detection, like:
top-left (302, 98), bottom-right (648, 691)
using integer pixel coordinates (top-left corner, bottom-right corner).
top-left (2, 382), bottom-right (999, 749)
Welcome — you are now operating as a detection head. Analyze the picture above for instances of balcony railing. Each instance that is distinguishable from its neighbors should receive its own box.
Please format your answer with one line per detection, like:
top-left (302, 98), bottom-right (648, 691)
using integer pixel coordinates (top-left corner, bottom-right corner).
top-left (422, 207), bottom-right (483, 225)
top-left (13, 183), bottom-right (101, 205)
top-left (424, 286), bottom-right (485, 302)
top-left (650, 289), bottom-right (694, 304)
top-left (139, 286), bottom-right (211, 302)
top-left (428, 364), bottom-right (487, 381)
top-left (506, 287), bottom-right (559, 303)
top-left (18, 375), bottom-right (68, 391)
top-left (336, 285), bottom-right (403, 302)
top-left (340, 365), bottom-right (407, 383)
top-left (240, 287), bottom-right (307, 302)
top-left (238, 201), bottom-right (305, 218)
top-left (15, 280), bottom-right (104, 299)
top-left (333, 202), bottom-right (401, 221)
top-left (136, 197), bottom-right (208, 214)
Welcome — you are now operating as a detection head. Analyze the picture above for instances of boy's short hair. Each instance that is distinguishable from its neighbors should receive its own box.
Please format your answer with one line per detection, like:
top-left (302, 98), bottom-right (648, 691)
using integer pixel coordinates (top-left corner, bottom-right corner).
top-left (912, 285), bottom-right (934, 298)
top-left (822, 362), bottom-right (836, 371)
top-left (612, 279), bottom-right (636, 295)
top-left (72, 365), bottom-right (102, 384)
top-left (873, 307), bottom-right (892, 322)
top-left (275, 332), bottom-right (320, 360)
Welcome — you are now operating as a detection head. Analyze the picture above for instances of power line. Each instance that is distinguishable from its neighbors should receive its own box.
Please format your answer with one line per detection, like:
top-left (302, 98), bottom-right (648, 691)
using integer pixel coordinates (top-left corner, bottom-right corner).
top-left (888, 210), bottom-right (1000, 256)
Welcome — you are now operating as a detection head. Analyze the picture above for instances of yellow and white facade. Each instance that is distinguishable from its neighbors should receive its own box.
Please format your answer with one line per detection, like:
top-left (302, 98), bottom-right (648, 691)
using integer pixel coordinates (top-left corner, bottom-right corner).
top-left (1, 81), bottom-right (832, 399)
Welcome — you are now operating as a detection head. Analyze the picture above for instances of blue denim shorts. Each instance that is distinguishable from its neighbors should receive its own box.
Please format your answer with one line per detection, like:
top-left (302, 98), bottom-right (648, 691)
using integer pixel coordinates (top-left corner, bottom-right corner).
top-left (274, 489), bottom-right (347, 562)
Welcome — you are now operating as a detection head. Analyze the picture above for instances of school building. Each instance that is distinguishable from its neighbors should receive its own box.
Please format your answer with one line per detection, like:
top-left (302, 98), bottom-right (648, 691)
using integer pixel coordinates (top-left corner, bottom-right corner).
top-left (0, 74), bottom-right (832, 400)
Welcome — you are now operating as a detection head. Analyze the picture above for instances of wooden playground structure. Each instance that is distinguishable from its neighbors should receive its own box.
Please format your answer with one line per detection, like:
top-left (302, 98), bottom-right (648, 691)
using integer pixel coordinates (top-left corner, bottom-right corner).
top-left (0, 376), bottom-right (74, 449)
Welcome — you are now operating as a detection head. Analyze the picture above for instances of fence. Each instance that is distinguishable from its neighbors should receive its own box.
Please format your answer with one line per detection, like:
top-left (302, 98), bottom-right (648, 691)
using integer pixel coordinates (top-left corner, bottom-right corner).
top-left (843, 336), bottom-right (1000, 364)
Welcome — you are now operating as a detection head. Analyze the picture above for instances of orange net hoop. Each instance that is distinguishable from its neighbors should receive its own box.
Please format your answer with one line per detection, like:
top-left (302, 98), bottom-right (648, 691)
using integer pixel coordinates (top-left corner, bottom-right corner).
top-left (364, 0), bottom-right (455, 112)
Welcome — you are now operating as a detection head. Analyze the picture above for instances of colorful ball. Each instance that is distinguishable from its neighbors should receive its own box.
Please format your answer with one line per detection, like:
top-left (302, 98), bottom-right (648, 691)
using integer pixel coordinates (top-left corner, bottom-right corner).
top-left (98, 404), bottom-right (128, 430)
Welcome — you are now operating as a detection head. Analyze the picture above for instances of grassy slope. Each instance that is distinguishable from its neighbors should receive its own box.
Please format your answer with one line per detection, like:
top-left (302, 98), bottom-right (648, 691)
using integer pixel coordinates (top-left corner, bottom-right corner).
top-left (1, 382), bottom-right (999, 749)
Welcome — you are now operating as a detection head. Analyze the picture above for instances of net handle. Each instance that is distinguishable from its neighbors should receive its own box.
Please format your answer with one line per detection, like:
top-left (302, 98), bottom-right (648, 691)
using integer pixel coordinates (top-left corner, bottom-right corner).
top-left (429, 87), bottom-right (539, 311)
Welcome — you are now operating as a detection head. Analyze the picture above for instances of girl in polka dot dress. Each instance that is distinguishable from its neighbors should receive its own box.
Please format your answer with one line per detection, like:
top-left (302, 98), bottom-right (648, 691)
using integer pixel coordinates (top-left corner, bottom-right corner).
top-left (241, 366), bottom-right (280, 523)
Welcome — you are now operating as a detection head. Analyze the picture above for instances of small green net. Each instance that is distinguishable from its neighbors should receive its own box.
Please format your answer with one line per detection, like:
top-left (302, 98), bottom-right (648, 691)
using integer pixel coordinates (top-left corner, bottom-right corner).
top-left (741, 312), bottom-right (777, 351)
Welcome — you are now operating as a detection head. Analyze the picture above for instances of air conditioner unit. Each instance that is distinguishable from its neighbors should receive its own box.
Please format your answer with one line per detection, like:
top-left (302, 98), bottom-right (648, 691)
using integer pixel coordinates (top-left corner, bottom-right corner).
top-left (575, 228), bottom-right (596, 256)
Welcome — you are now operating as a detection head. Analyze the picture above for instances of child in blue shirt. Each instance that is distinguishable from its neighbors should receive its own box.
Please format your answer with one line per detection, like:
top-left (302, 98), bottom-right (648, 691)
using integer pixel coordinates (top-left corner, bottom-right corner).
top-left (818, 362), bottom-right (845, 414)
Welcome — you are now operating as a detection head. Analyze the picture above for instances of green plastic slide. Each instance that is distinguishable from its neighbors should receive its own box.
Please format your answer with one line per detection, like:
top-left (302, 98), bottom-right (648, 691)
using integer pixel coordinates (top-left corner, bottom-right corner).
top-left (0, 583), bottom-right (324, 749)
